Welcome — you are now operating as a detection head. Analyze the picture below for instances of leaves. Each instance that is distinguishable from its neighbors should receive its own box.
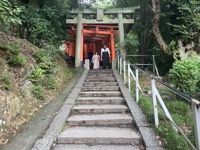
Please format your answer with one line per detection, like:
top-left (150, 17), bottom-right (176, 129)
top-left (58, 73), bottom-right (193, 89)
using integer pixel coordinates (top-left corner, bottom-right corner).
top-left (169, 57), bottom-right (200, 97)
top-left (0, 0), bottom-right (24, 29)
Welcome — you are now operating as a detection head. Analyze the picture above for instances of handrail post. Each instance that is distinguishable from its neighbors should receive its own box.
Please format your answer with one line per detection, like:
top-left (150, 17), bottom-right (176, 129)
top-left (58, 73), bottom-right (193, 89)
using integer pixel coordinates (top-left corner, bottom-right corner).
top-left (153, 55), bottom-right (155, 73)
top-left (151, 78), bottom-right (159, 127)
top-left (136, 69), bottom-right (139, 103)
top-left (120, 58), bottom-right (122, 75)
top-left (192, 100), bottom-right (200, 150)
top-left (118, 56), bottom-right (120, 72)
top-left (124, 60), bottom-right (126, 84)
top-left (128, 64), bottom-right (131, 92)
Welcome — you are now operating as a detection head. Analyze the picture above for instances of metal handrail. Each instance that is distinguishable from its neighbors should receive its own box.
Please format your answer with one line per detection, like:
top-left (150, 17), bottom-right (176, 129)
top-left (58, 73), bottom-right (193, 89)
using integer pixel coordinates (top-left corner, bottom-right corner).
top-left (117, 56), bottom-right (200, 150)
top-left (152, 76), bottom-right (192, 103)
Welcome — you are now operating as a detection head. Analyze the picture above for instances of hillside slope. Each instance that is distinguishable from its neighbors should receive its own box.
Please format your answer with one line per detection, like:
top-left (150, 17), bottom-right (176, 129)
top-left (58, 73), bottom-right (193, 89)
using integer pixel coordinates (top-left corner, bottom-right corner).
top-left (0, 31), bottom-right (74, 145)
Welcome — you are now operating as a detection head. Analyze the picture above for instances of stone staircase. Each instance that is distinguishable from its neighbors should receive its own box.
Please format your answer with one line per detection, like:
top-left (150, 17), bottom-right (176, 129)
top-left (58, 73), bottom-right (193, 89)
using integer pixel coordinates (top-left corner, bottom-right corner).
top-left (54, 69), bottom-right (142, 150)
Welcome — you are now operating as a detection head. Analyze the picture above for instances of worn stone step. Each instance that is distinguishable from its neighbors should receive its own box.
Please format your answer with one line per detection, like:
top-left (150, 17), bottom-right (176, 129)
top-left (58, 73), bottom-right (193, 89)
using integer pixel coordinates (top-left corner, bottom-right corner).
top-left (57, 127), bottom-right (140, 145)
top-left (89, 70), bottom-right (113, 73)
top-left (79, 91), bottom-right (122, 97)
top-left (85, 78), bottom-right (116, 82)
top-left (86, 75), bottom-right (114, 78)
top-left (67, 114), bottom-right (133, 126)
top-left (72, 105), bottom-right (128, 114)
top-left (54, 144), bottom-right (140, 150)
top-left (87, 73), bottom-right (114, 76)
top-left (83, 82), bottom-right (118, 87)
top-left (81, 86), bottom-right (119, 91)
top-left (76, 97), bottom-right (125, 105)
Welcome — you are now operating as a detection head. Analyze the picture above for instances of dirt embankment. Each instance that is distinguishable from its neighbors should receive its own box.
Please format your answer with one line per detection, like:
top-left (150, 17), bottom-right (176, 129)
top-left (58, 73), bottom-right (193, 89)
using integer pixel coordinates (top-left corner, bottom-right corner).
top-left (0, 31), bottom-right (74, 145)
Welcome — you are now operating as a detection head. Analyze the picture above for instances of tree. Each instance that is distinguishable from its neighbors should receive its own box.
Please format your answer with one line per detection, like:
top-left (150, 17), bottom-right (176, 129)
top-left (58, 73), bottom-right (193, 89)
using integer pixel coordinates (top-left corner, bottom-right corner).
top-left (151, 0), bottom-right (168, 54)
top-left (0, 0), bottom-right (23, 31)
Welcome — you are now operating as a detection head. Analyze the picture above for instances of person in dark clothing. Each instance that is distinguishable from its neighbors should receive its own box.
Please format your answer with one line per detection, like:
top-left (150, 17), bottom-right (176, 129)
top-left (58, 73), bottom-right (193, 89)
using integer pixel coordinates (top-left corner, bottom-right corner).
top-left (88, 50), bottom-right (93, 61)
top-left (101, 45), bottom-right (110, 69)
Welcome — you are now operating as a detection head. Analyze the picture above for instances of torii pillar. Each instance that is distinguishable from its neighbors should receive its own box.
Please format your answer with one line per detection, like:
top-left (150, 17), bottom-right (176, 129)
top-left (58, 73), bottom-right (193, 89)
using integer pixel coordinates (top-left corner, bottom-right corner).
top-left (75, 12), bottom-right (83, 67)
top-left (118, 13), bottom-right (125, 59)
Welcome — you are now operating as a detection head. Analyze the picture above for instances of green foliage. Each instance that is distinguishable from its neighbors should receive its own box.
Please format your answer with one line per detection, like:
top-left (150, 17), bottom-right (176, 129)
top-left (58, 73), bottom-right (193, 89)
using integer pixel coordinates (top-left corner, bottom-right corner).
top-left (157, 124), bottom-right (191, 150)
top-left (0, 41), bottom-right (21, 54)
top-left (91, 0), bottom-right (116, 9)
top-left (43, 75), bottom-right (57, 89)
top-left (169, 57), bottom-right (200, 96)
top-left (8, 54), bottom-right (26, 66)
top-left (0, 74), bottom-right (11, 90)
top-left (32, 85), bottom-right (45, 100)
top-left (34, 48), bottom-right (58, 74)
top-left (34, 49), bottom-right (50, 63)
top-left (138, 96), bottom-right (194, 149)
top-left (168, 0), bottom-right (200, 40)
top-left (29, 66), bottom-right (45, 83)
top-left (20, 0), bottom-right (69, 46)
top-left (0, 0), bottom-right (23, 31)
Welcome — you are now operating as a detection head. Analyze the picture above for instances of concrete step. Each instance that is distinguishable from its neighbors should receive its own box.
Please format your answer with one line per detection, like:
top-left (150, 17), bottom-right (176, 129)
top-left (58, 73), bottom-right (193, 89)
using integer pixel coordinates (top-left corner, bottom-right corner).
top-left (83, 82), bottom-right (118, 87)
top-left (86, 75), bottom-right (114, 78)
top-left (54, 144), bottom-right (140, 150)
top-left (76, 97), bottom-right (125, 105)
top-left (79, 91), bottom-right (122, 97)
top-left (57, 127), bottom-right (140, 145)
top-left (67, 114), bottom-right (133, 126)
top-left (85, 78), bottom-right (116, 82)
top-left (89, 70), bottom-right (113, 73)
top-left (81, 86), bottom-right (119, 91)
top-left (87, 73), bottom-right (114, 76)
top-left (72, 105), bottom-right (128, 114)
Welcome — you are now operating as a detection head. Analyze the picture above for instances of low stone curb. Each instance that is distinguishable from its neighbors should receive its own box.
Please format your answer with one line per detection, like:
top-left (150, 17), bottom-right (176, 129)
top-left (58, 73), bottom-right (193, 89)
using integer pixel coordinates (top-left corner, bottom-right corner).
top-left (31, 70), bottom-right (88, 150)
top-left (113, 69), bottom-right (164, 150)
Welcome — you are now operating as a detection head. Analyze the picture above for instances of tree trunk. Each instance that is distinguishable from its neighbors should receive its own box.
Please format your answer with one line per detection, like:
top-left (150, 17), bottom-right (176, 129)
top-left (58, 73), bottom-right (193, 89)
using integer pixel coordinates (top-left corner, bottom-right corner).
top-left (151, 0), bottom-right (168, 54)
top-left (137, 3), bottom-right (152, 69)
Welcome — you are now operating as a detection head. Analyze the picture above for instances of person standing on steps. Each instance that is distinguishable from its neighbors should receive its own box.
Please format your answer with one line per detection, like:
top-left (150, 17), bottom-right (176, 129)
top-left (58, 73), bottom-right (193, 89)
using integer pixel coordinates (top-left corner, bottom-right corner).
top-left (92, 52), bottom-right (100, 70)
top-left (101, 45), bottom-right (110, 69)
top-left (88, 50), bottom-right (93, 69)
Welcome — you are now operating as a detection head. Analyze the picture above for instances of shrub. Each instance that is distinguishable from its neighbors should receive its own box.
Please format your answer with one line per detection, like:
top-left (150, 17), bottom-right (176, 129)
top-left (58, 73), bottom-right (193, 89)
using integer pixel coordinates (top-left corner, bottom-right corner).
top-left (8, 55), bottom-right (26, 66)
top-left (34, 49), bottom-right (50, 63)
top-left (0, 74), bottom-right (11, 90)
top-left (157, 124), bottom-right (191, 150)
top-left (43, 75), bottom-right (57, 89)
top-left (0, 41), bottom-right (21, 54)
top-left (32, 85), bottom-right (44, 100)
top-left (29, 66), bottom-right (45, 83)
top-left (169, 57), bottom-right (200, 96)
top-left (34, 49), bottom-right (58, 74)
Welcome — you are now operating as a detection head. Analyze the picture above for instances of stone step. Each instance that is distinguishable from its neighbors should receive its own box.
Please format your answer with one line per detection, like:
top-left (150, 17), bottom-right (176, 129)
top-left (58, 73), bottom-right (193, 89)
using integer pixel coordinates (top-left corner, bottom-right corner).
top-left (79, 91), bottom-right (122, 97)
top-left (76, 97), bottom-right (125, 105)
top-left (57, 127), bottom-right (140, 145)
top-left (89, 70), bottom-right (113, 73)
top-left (81, 86), bottom-right (119, 91)
top-left (72, 105), bottom-right (128, 114)
top-left (67, 114), bottom-right (133, 126)
top-left (86, 75), bottom-right (114, 78)
top-left (87, 73), bottom-right (114, 76)
top-left (85, 78), bottom-right (116, 82)
top-left (54, 144), bottom-right (140, 150)
top-left (83, 82), bottom-right (118, 87)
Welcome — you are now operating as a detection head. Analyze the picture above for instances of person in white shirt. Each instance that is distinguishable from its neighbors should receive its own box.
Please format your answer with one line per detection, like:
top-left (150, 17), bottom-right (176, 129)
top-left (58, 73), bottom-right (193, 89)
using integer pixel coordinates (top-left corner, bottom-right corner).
top-left (101, 45), bottom-right (110, 69)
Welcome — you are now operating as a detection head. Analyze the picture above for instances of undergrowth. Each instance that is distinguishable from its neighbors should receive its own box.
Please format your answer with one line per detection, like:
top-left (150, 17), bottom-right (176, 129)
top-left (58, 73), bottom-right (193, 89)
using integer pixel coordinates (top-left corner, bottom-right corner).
top-left (138, 96), bottom-right (195, 150)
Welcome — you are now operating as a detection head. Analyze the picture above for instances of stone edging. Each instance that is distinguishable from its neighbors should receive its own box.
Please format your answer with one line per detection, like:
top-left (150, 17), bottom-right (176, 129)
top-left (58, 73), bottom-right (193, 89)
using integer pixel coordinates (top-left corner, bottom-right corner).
top-left (31, 70), bottom-right (89, 150)
top-left (113, 69), bottom-right (164, 150)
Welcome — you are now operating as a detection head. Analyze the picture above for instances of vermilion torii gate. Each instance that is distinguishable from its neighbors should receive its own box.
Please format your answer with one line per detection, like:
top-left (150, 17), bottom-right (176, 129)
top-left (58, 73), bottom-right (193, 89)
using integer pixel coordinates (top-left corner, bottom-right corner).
top-left (66, 7), bottom-right (139, 67)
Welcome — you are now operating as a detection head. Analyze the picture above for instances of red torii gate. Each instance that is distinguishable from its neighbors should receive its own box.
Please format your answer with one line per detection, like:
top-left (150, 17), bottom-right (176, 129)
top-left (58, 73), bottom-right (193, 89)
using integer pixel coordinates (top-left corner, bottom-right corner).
top-left (66, 24), bottom-right (118, 64)
top-left (65, 7), bottom-right (139, 67)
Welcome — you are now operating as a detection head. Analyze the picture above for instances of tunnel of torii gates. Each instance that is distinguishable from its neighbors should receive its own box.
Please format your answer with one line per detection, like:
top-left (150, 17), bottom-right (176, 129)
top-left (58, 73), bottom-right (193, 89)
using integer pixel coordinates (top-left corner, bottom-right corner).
top-left (65, 7), bottom-right (140, 67)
